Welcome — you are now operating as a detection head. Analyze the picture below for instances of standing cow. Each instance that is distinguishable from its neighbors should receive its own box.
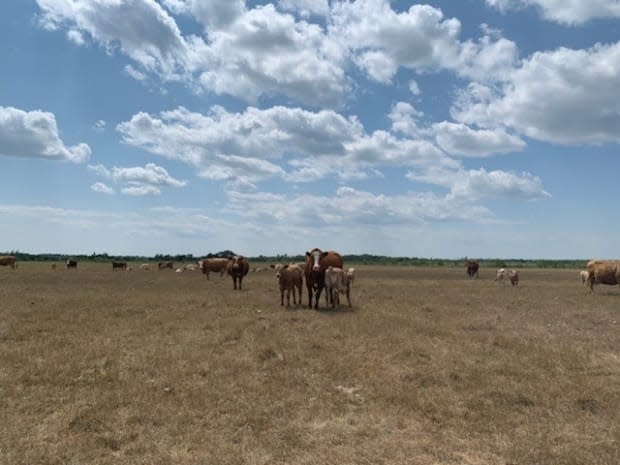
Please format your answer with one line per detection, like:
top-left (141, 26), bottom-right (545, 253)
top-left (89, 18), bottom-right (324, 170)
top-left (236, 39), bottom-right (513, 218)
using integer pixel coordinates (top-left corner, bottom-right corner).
top-left (199, 258), bottom-right (229, 280)
top-left (466, 260), bottom-right (479, 279)
top-left (586, 259), bottom-right (620, 293)
top-left (112, 261), bottom-right (127, 271)
top-left (0, 255), bottom-right (17, 270)
top-left (66, 259), bottom-right (78, 269)
top-left (270, 263), bottom-right (303, 307)
top-left (227, 256), bottom-right (250, 290)
top-left (304, 248), bottom-right (344, 309)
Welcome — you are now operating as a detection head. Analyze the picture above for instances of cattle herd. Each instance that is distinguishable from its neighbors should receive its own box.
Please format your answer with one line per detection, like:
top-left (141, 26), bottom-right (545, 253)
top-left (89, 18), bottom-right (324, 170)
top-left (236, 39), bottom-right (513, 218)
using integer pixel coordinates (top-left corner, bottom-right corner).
top-left (2, 255), bottom-right (620, 307)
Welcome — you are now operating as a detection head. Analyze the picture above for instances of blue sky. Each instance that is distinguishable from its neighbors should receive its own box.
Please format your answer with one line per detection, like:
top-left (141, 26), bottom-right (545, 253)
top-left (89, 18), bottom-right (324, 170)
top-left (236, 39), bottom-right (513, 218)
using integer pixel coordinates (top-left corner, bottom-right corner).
top-left (1, 0), bottom-right (619, 259)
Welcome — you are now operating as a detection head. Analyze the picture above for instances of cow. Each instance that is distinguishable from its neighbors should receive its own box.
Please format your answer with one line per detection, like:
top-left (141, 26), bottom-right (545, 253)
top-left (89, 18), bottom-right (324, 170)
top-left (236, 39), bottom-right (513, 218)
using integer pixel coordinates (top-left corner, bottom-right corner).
top-left (495, 268), bottom-right (505, 284)
top-left (66, 259), bottom-right (78, 269)
top-left (509, 269), bottom-right (519, 286)
top-left (0, 255), bottom-right (17, 270)
top-left (270, 263), bottom-right (303, 307)
top-left (199, 258), bottom-right (229, 280)
top-left (324, 266), bottom-right (354, 308)
top-left (586, 259), bottom-right (620, 293)
top-left (304, 248), bottom-right (344, 309)
top-left (227, 256), bottom-right (250, 290)
top-left (158, 261), bottom-right (173, 270)
top-left (112, 261), bottom-right (127, 271)
top-left (140, 263), bottom-right (150, 270)
top-left (580, 270), bottom-right (590, 285)
top-left (467, 260), bottom-right (479, 279)
top-left (51, 263), bottom-right (57, 270)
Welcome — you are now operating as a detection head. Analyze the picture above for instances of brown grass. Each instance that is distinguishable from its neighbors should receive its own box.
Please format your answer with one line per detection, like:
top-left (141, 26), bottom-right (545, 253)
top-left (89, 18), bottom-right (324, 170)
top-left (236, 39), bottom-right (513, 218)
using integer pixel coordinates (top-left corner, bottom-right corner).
top-left (1, 263), bottom-right (619, 465)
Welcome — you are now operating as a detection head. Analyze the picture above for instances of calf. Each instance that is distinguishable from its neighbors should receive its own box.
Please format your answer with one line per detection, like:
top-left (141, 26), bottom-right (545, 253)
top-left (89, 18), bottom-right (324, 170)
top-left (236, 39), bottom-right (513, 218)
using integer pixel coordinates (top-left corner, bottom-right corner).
top-left (495, 268), bottom-right (505, 284)
top-left (580, 270), bottom-right (589, 285)
top-left (509, 269), bottom-right (519, 286)
top-left (324, 266), bottom-right (352, 308)
top-left (270, 263), bottom-right (303, 307)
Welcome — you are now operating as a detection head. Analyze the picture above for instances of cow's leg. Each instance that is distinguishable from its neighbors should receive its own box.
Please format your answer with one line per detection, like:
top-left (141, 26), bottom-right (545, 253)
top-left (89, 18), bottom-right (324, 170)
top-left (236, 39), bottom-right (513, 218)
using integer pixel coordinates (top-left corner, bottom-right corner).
top-left (280, 288), bottom-right (285, 306)
top-left (307, 284), bottom-right (313, 308)
top-left (346, 286), bottom-right (352, 307)
top-left (314, 286), bottom-right (323, 309)
top-left (238, 276), bottom-right (243, 290)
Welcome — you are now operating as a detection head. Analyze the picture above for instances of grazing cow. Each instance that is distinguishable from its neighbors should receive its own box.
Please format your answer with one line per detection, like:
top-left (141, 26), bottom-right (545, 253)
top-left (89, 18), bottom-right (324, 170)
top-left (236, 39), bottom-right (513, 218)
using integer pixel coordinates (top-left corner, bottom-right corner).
top-left (495, 268), bottom-right (505, 284)
top-left (66, 259), bottom-right (78, 269)
top-left (158, 261), bottom-right (173, 270)
top-left (112, 261), bottom-right (127, 271)
top-left (140, 263), bottom-right (150, 270)
top-left (304, 248), bottom-right (344, 309)
top-left (580, 270), bottom-right (590, 285)
top-left (467, 260), bottom-right (479, 278)
top-left (183, 264), bottom-right (198, 272)
top-left (324, 266), bottom-right (354, 308)
top-left (509, 269), bottom-right (519, 286)
top-left (227, 256), bottom-right (250, 290)
top-left (586, 259), bottom-right (620, 293)
top-left (270, 263), bottom-right (303, 307)
top-left (199, 258), bottom-right (229, 280)
top-left (0, 255), bottom-right (17, 270)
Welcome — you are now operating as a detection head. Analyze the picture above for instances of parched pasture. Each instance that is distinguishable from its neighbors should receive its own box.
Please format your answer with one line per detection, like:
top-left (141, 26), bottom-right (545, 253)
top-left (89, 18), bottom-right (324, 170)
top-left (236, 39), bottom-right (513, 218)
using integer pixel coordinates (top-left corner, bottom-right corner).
top-left (1, 263), bottom-right (619, 465)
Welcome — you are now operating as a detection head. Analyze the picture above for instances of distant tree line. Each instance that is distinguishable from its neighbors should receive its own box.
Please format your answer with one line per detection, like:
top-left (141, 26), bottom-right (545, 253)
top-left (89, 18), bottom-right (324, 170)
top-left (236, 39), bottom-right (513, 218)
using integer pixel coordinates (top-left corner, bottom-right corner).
top-left (1, 250), bottom-right (590, 269)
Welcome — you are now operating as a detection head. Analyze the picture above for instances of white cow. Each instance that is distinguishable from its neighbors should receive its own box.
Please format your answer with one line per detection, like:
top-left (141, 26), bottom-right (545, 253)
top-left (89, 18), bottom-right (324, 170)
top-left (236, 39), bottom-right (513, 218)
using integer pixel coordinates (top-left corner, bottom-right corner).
top-left (580, 270), bottom-right (590, 285)
top-left (324, 266), bottom-right (353, 308)
top-left (495, 268), bottom-right (506, 285)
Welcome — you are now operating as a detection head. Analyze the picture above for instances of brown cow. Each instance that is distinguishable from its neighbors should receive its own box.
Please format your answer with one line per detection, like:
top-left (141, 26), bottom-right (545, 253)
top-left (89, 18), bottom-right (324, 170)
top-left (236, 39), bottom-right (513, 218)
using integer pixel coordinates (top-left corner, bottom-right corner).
top-left (509, 269), bottom-right (519, 286)
top-left (199, 258), bottom-right (228, 280)
top-left (0, 255), bottom-right (17, 269)
top-left (158, 261), bottom-right (173, 270)
top-left (112, 261), bottom-right (127, 271)
top-left (304, 248), bottom-right (344, 309)
top-left (586, 259), bottom-right (620, 293)
top-left (66, 259), bottom-right (78, 269)
top-left (466, 260), bottom-right (479, 278)
top-left (270, 263), bottom-right (303, 307)
top-left (227, 256), bottom-right (249, 290)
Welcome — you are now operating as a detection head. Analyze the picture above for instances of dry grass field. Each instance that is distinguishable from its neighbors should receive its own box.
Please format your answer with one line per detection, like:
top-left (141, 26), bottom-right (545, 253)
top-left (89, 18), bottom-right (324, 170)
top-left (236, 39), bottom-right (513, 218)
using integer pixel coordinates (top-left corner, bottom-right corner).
top-left (1, 263), bottom-right (619, 465)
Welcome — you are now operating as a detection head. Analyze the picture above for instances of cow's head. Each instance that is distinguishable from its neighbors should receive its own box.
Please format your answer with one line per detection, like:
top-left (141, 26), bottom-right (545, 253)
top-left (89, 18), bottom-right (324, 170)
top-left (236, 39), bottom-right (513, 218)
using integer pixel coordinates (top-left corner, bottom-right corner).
top-left (306, 248), bottom-right (328, 272)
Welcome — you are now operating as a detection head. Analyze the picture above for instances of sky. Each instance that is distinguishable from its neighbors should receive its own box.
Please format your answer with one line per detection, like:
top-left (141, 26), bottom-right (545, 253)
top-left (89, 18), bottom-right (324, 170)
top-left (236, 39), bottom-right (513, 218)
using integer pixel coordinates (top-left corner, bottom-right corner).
top-left (1, 0), bottom-right (619, 259)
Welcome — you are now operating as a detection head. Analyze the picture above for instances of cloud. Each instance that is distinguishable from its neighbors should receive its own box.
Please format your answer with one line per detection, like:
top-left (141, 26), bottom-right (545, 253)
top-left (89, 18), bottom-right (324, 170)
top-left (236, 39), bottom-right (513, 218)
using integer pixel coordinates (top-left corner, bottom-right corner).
top-left (93, 120), bottom-right (106, 132)
top-left (433, 122), bottom-right (526, 157)
top-left (35, 0), bottom-right (518, 107)
top-left (486, 0), bottom-right (620, 24)
top-left (330, 0), bottom-right (519, 83)
top-left (452, 42), bottom-right (620, 145)
top-left (36, 0), bottom-right (190, 80)
top-left (446, 168), bottom-right (551, 201)
top-left (89, 162), bottom-right (186, 196)
top-left (0, 106), bottom-right (91, 163)
top-left (91, 182), bottom-right (115, 195)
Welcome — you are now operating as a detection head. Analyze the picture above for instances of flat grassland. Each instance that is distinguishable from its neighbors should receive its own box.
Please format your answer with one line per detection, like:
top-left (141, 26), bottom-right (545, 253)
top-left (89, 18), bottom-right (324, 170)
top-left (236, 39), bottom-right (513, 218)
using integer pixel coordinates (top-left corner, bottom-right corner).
top-left (1, 263), bottom-right (618, 465)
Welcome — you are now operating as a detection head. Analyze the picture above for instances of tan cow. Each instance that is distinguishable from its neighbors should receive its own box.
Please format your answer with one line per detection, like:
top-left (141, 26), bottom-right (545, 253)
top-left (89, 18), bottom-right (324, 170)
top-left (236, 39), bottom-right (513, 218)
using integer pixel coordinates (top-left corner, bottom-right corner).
top-left (324, 266), bottom-right (354, 308)
top-left (199, 258), bottom-right (228, 280)
top-left (0, 255), bottom-right (17, 269)
top-left (586, 259), bottom-right (620, 293)
top-left (270, 263), bottom-right (303, 307)
top-left (579, 270), bottom-right (590, 285)
top-left (495, 268), bottom-right (505, 284)
top-left (509, 269), bottom-right (519, 286)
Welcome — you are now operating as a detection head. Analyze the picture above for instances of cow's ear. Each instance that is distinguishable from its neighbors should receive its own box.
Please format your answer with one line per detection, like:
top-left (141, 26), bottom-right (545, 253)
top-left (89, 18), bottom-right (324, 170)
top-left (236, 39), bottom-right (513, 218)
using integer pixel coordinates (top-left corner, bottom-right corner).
top-left (283, 264), bottom-right (289, 270)
top-left (322, 251), bottom-right (329, 257)
top-left (305, 251), bottom-right (311, 257)
top-left (269, 264), bottom-right (275, 268)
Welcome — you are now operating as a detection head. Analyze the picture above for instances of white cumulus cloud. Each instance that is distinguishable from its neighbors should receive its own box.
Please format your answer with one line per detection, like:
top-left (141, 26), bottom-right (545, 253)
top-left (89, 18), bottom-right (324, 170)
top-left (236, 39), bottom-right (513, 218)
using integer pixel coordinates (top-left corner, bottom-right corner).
top-left (0, 106), bottom-right (90, 163)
